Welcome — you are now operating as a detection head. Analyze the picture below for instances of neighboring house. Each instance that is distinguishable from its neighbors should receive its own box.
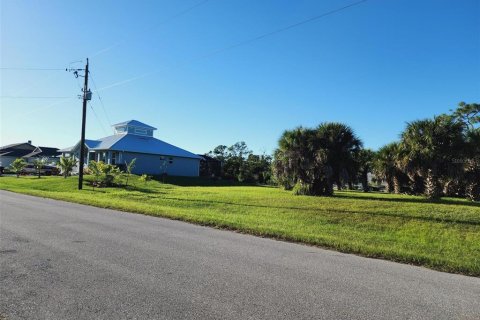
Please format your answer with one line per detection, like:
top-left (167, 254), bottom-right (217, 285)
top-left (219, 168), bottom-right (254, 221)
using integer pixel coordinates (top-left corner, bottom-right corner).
top-left (59, 120), bottom-right (201, 176)
top-left (0, 141), bottom-right (61, 168)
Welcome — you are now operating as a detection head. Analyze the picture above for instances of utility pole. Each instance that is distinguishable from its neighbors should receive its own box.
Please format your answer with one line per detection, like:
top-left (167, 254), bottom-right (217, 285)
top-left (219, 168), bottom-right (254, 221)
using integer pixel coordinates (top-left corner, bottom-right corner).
top-left (78, 58), bottom-right (89, 190)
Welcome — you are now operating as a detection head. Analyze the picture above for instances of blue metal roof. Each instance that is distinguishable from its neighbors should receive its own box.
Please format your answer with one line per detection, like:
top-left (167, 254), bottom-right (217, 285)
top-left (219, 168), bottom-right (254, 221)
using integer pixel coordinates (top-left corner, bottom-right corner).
top-left (85, 139), bottom-right (102, 149)
top-left (89, 134), bottom-right (201, 159)
top-left (112, 120), bottom-right (157, 130)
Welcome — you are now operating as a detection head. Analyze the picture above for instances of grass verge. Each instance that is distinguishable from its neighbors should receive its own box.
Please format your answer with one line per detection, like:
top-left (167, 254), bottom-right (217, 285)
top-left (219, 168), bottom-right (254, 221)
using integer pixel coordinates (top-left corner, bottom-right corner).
top-left (1, 175), bottom-right (479, 276)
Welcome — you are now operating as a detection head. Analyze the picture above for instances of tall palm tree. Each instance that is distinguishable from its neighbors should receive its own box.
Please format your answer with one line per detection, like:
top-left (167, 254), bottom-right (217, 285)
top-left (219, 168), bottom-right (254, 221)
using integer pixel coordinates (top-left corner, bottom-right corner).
top-left (315, 123), bottom-right (363, 190)
top-left (273, 127), bottom-right (333, 195)
top-left (400, 116), bottom-right (465, 200)
top-left (355, 149), bottom-right (375, 192)
top-left (374, 142), bottom-right (401, 193)
top-left (464, 129), bottom-right (480, 201)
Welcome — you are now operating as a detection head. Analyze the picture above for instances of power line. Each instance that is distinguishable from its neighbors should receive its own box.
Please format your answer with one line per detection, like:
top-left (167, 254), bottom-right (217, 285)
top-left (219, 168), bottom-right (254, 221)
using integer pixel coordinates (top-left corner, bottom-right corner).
top-left (89, 72), bottom-right (112, 126)
top-left (0, 96), bottom-right (72, 99)
top-left (2, 97), bottom-right (75, 120)
top-left (0, 67), bottom-right (65, 71)
top-left (88, 100), bottom-right (109, 136)
top-left (95, 0), bottom-right (368, 93)
top-left (90, 0), bottom-right (210, 58)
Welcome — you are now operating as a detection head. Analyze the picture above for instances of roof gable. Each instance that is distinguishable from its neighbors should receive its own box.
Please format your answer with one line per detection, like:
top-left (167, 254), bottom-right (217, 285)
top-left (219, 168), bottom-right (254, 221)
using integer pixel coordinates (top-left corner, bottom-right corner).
top-left (112, 120), bottom-right (157, 130)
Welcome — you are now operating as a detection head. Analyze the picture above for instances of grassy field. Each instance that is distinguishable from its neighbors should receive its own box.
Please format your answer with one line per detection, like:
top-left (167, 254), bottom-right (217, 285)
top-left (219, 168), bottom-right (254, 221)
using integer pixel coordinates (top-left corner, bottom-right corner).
top-left (1, 175), bottom-right (479, 276)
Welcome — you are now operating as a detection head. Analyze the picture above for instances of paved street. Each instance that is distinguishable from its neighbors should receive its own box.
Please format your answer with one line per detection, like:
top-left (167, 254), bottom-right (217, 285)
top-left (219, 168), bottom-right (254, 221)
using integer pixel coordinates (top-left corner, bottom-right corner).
top-left (1, 190), bottom-right (479, 320)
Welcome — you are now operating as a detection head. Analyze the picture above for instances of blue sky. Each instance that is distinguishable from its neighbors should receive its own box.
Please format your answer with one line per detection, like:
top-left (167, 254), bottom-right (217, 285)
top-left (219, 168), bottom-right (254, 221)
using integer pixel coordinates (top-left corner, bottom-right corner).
top-left (1, 0), bottom-right (479, 154)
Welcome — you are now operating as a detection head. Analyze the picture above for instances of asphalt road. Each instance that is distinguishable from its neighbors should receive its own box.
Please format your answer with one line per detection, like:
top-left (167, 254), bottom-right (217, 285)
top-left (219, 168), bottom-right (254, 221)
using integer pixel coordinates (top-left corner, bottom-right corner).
top-left (1, 191), bottom-right (479, 320)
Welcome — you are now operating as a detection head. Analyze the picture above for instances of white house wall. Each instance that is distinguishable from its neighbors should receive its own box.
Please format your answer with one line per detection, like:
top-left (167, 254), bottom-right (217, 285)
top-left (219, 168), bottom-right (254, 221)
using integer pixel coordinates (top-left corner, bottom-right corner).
top-left (121, 152), bottom-right (199, 177)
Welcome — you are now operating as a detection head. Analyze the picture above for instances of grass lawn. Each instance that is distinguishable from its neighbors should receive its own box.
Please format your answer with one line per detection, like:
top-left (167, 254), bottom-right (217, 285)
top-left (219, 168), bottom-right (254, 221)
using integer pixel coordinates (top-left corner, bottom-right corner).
top-left (1, 175), bottom-right (479, 276)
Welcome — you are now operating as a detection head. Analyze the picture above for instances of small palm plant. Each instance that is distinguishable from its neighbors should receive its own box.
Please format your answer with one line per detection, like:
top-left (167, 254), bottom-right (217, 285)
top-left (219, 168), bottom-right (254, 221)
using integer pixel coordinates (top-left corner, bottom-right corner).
top-left (139, 174), bottom-right (152, 185)
top-left (88, 161), bottom-right (103, 190)
top-left (32, 157), bottom-right (47, 178)
top-left (9, 158), bottom-right (27, 178)
top-left (124, 158), bottom-right (136, 187)
top-left (57, 156), bottom-right (78, 178)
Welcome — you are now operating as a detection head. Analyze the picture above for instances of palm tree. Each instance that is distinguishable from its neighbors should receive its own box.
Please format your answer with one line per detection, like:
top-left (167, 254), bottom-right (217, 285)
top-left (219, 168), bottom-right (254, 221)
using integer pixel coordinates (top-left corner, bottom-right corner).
top-left (124, 158), bottom-right (136, 187)
top-left (464, 129), bottom-right (480, 201)
top-left (374, 143), bottom-right (401, 193)
top-left (273, 127), bottom-right (333, 196)
top-left (32, 157), bottom-right (47, 178)
top-left (9, 158), bottom-right (27, 178)
top-left (400, 116), bottom-right (465, 200)
top-left (315, 123), bottom-right (363, 190)
top-left (57, 156), bottom-right (78, 178)
top-left (355, 149), bottom-right (375, 192)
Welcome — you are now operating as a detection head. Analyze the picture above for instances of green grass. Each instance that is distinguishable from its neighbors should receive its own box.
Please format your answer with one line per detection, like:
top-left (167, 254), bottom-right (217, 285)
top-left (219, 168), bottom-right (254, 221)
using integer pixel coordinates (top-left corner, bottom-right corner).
top-left (1, 175), bottom-right (479, 276)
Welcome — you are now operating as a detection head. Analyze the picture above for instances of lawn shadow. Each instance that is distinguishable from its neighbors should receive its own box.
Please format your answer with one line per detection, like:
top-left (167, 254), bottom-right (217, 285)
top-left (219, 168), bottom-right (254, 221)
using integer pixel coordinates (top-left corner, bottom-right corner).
top-left (334, 193), bottom-right (480, 208)
top-left (161, 196), bottom-right (480, 226)
top-left (152, 176), bottom-right (274, 188)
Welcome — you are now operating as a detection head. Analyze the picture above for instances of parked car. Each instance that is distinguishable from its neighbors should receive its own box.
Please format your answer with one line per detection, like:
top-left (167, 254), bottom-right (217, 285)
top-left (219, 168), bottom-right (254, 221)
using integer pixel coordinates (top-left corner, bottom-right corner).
top-left (22, 164), bottom-right (59, 176)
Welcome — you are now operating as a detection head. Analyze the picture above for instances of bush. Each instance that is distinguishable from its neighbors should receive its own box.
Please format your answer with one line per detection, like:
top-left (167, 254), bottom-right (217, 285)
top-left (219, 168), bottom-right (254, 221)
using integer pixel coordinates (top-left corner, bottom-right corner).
top-left (87, 161), bottom-right (121, 189)
top-left (139, 174), bottom-right (152, 185)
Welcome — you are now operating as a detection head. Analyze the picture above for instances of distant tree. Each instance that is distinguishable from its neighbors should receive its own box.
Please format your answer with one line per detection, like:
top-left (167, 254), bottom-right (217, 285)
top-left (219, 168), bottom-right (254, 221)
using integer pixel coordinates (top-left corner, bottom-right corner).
top-left (451, 101), bottom-right (480, 130)
top-left (245, 153), bottom-right (272, 183)
top-left (208, 142), bottom-right (254, 182)
top-left (355, 149), bottom-right (375, 192)
top-left (9, 158), bottom-right (27, 178)
top-left (464, 128), bottom-right (480, 201)
top-left (208, 145), bottom-right (228, 163)
top-left (32, 157), bottom-right (48, 178)
top-left (374, 143), bottom-right (402, 193)
top-left (225, 142), bottom-right (252, 181)
top-left (57, 156), bottom-right (77, 178)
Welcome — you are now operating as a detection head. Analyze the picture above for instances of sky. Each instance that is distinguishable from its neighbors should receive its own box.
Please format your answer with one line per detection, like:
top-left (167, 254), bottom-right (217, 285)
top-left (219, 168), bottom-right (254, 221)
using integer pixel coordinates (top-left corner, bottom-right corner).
top-left (1, 0), bottom-right (479, 154)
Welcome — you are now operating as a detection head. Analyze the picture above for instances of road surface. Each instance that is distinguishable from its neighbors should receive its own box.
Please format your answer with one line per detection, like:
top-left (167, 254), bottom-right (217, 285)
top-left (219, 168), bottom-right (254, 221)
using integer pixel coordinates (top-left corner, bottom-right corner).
top-left (1, 191), bottom-right (479, 320)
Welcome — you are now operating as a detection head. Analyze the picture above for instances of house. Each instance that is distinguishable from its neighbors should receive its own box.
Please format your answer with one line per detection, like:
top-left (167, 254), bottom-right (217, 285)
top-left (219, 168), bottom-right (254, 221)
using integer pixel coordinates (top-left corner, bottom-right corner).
top-left (0, 141), bottom-right (61, 168)
top-left (59, 120), bottom-right (201, 176)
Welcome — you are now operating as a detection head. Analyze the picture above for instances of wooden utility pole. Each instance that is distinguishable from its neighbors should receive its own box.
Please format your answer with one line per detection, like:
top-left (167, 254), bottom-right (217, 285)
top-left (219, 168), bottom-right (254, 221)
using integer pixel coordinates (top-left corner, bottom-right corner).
top-left (78, 58), bottom-right (89, 190)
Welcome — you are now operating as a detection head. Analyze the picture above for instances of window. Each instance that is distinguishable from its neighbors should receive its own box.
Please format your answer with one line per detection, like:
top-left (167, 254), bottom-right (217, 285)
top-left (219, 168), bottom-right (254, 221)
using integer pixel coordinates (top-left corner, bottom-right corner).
top-left (169, 157), bottom-right (173, 164)
top-left (116, 126), bottom-right (126, 133)
top-left (111, 152), bottom-right (117, 165)
top-left (135, 128), bottom-right (147, 135)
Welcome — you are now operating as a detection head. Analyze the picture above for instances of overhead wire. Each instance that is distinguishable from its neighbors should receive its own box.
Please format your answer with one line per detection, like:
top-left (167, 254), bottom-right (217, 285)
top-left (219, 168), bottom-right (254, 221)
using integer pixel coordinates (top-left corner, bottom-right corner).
top-left (90, 0), bottom-right (210, 58)
top-left (3, 0), bottom-right (367, 119)
top-left (88, 100), bottom-right (109, 136)
top-left (89, 72), bottom-right (112, 127)
top-left (0, 96), bottom-right (72, 99)
top-left (0, 67), bottom-right (65, 71)
top-left (95, 0), bottom-right (368, 93)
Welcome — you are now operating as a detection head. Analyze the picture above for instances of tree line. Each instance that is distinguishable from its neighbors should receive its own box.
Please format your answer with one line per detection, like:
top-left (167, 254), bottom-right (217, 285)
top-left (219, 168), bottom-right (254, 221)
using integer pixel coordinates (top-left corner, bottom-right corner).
top-left (205, 102), bottom-right (479, 201)
top-left (203, 142), bottom-right (272, 184)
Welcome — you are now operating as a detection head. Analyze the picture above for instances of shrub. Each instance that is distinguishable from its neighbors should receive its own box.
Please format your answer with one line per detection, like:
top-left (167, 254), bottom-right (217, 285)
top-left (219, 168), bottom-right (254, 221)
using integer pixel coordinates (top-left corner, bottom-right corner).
top-left (9, 158), bottom-right (27, 178)
top-left (87, 161), bottom-right (121, 189)
top-left (139, 174), bottom-right (152, 185)
top-left (57, 156), bottom-right (77, 178)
